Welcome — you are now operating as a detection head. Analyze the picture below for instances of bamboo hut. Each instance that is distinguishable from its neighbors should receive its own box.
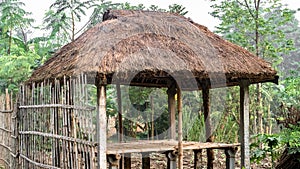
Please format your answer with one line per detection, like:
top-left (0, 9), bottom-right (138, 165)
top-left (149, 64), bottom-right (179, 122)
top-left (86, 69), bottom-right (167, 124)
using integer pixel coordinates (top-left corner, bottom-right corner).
top-left (18, 10), bottom-right (278, 169)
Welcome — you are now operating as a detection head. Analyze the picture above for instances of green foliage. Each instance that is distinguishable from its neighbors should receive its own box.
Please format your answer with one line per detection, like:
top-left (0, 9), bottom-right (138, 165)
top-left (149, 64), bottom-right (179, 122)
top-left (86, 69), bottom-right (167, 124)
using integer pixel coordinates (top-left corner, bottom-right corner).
top-left (251, 134), bottom-right (281, 166)
top-left (0, 51), bottom-right (40, 92)
top-left (251, 123), bottom-right (300, 166)
top-left (0, 0), bottom-right (41, 93)
top-left (105, 85), bottom-right (118, 117)
top-left (183, 107), bottom-right (205, 141)
top-left (88, 0), bottom-right (121, 26)
top-left (274, 73), bottom-right (300, 108)
top-left (168, 4), bottom-right (188, 15)
top-left (210, 2), bottom-right (299, 166)
top-left (210, 0), bottom-right (294, 68)
top-left (48, 0), bottom-right (95, 41)
top-left (88, 1), bottom-right (188, 27)
top-left (43, 9), bottom-right (71, 46)
top-left (280, 124), bottom-right (300, 154)
top-left (0, 0), bottom-right (34, 54)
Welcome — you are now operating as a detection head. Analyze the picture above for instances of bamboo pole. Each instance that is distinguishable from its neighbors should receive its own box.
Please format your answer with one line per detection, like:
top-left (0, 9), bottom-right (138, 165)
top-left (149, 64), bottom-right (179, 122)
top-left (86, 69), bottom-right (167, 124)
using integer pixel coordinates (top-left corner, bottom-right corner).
top-left (24, 84), bottom-right (29, 168)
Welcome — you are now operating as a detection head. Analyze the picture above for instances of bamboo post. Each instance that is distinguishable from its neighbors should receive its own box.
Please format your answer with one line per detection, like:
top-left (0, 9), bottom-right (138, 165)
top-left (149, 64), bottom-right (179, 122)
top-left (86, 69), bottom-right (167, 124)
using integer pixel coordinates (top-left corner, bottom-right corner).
top-left (97, 79), bottom-right (107, 169)
top-left (167, 84), bottom-right (176, 140)
top-left (240, 80), bottom-right (250, 169)
top-left (202, 87), bottom-right (214, 169)
top-left (13, 102), bottom-right (20, 169)
top-left (5, 89), bottom-right (10, 144)
top-left (5, 88), bottom-right (10, 111)
top-left (24, 85), bottom-right (29, 169)
top-left (0, 95), bottom-right (2, 161)
top-left (69, 79), bottom-right (78, 169)
top-left (54, 79), bottom-right (60, 167)
top-left (177, 86), bottom-right (183, 169)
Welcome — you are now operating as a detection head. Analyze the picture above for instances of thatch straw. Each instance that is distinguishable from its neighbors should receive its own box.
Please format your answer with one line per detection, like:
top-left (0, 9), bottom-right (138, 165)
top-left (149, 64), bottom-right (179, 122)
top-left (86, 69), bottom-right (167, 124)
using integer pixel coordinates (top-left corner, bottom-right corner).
top-left (28, 10), bottom-right (277, 88)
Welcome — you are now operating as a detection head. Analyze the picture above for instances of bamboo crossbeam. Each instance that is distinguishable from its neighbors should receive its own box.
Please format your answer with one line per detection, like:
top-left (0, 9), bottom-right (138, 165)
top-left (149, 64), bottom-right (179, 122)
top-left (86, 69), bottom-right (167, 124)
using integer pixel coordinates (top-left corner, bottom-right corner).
top-left (0, 142), bottom-right (12, 152)
top-left (18, 104), bottom-right (95, 111)
top-left (0, 127), bottom-right (12, 133)
top-left (20, 153), bottom-right (61, 169)
top-left (10, 135), bottom-right (17, 139)
top-left (10, 152), bottom-right (18, 158)
top-left (0, 110), bottom-right (13, 113)
top-left (0, 158), bottom-right (9, 167)
top-left (19, 131), bottom-right (97, 146)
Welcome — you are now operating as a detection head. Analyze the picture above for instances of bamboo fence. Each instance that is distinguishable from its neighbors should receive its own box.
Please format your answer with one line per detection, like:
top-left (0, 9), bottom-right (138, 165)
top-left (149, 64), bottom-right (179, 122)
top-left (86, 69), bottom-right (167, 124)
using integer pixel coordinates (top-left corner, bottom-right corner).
top-left (18, 75), bottom-right (98, 168)
top-left (0, 89), bottom-right (18, 169)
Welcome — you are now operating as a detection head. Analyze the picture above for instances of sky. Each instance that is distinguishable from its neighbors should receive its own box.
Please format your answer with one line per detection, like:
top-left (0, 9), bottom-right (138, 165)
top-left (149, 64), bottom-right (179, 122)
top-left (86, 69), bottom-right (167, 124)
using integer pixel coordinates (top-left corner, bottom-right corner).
top-left (21, 0), bottom-right (300, 38)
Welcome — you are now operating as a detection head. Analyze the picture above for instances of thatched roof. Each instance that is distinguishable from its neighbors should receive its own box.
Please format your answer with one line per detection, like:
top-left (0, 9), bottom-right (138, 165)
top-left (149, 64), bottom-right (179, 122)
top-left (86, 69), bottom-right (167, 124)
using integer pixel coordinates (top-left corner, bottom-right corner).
top-left (28, 10), bottom-right (278, 89)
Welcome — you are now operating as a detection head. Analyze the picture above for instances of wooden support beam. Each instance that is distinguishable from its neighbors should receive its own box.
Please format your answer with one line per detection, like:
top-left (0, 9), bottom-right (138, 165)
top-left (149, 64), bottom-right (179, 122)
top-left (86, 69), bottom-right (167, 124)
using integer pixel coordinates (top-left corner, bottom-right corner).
top-left (202, 88), bottom-right (214, 169)
top-left (124, 154), bottom-right (131, 169)
top-left (142, 153), bottom-right (150, 169)
top-left (108, 154), bottom-right (121, 169)
top-left (193, 149), bottom-right (202, 169)
top-left (167, 84), bottom-right (176, 140)
top-left (225, 147), bottom-right (237, 169)
top-left (240, 80), bottom-right (250, 169)
top-left (177, 86), bottom-right (183, 169)
top-left (97, 85), bottom-right (107, 169)
top-left (166, 151), bottom-right (177, 169)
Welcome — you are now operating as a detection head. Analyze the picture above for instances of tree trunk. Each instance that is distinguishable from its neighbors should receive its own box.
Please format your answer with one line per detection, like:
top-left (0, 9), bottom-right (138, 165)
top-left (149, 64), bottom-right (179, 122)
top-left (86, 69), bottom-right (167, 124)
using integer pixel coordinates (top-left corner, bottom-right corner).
top-left (8, 28), bottom-right (12, 55)
top-left (266, 102), bottom-right (272, 134)
top-left (256, 83), bottom-right (264, 143)
top-left (71, 11), bottom-right (75, 41)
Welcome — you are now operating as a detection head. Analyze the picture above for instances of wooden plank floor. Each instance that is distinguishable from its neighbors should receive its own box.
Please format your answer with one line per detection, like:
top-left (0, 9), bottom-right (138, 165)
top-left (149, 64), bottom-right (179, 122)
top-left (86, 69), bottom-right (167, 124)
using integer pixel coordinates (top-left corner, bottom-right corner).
top-left (107, 140), bottom-right (240, 154)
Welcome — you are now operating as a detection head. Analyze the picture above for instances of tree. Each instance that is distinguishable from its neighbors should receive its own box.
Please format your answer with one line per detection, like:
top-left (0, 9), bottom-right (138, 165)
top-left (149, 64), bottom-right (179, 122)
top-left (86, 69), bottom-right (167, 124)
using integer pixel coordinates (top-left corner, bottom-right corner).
top-left (0, 0), bottom-right (34, 54)
top-left (43, 9), bottom-right (72, 47)
top-left (88, 0), bottom-right (122, 27)
top-left (88, 1), bottom-right (188, 27)
top-left (0, 48), bottom-right (40, 92)
top-left (168, 4), bottom-right (188, 15)
top-left (210, 0), bottom-right (295, 138)
top-left (210, 0), bottom-right (299, 166)
top-left (48, 0), bottom-right (95, 41)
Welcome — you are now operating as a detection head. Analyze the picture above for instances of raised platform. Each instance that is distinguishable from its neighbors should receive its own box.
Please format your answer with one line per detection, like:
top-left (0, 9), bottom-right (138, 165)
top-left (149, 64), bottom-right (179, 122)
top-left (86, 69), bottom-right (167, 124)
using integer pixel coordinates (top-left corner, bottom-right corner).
top-left (107, 140), bottom-right (240, 154)
top-left (106, 140), bottom-right (240, 169)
